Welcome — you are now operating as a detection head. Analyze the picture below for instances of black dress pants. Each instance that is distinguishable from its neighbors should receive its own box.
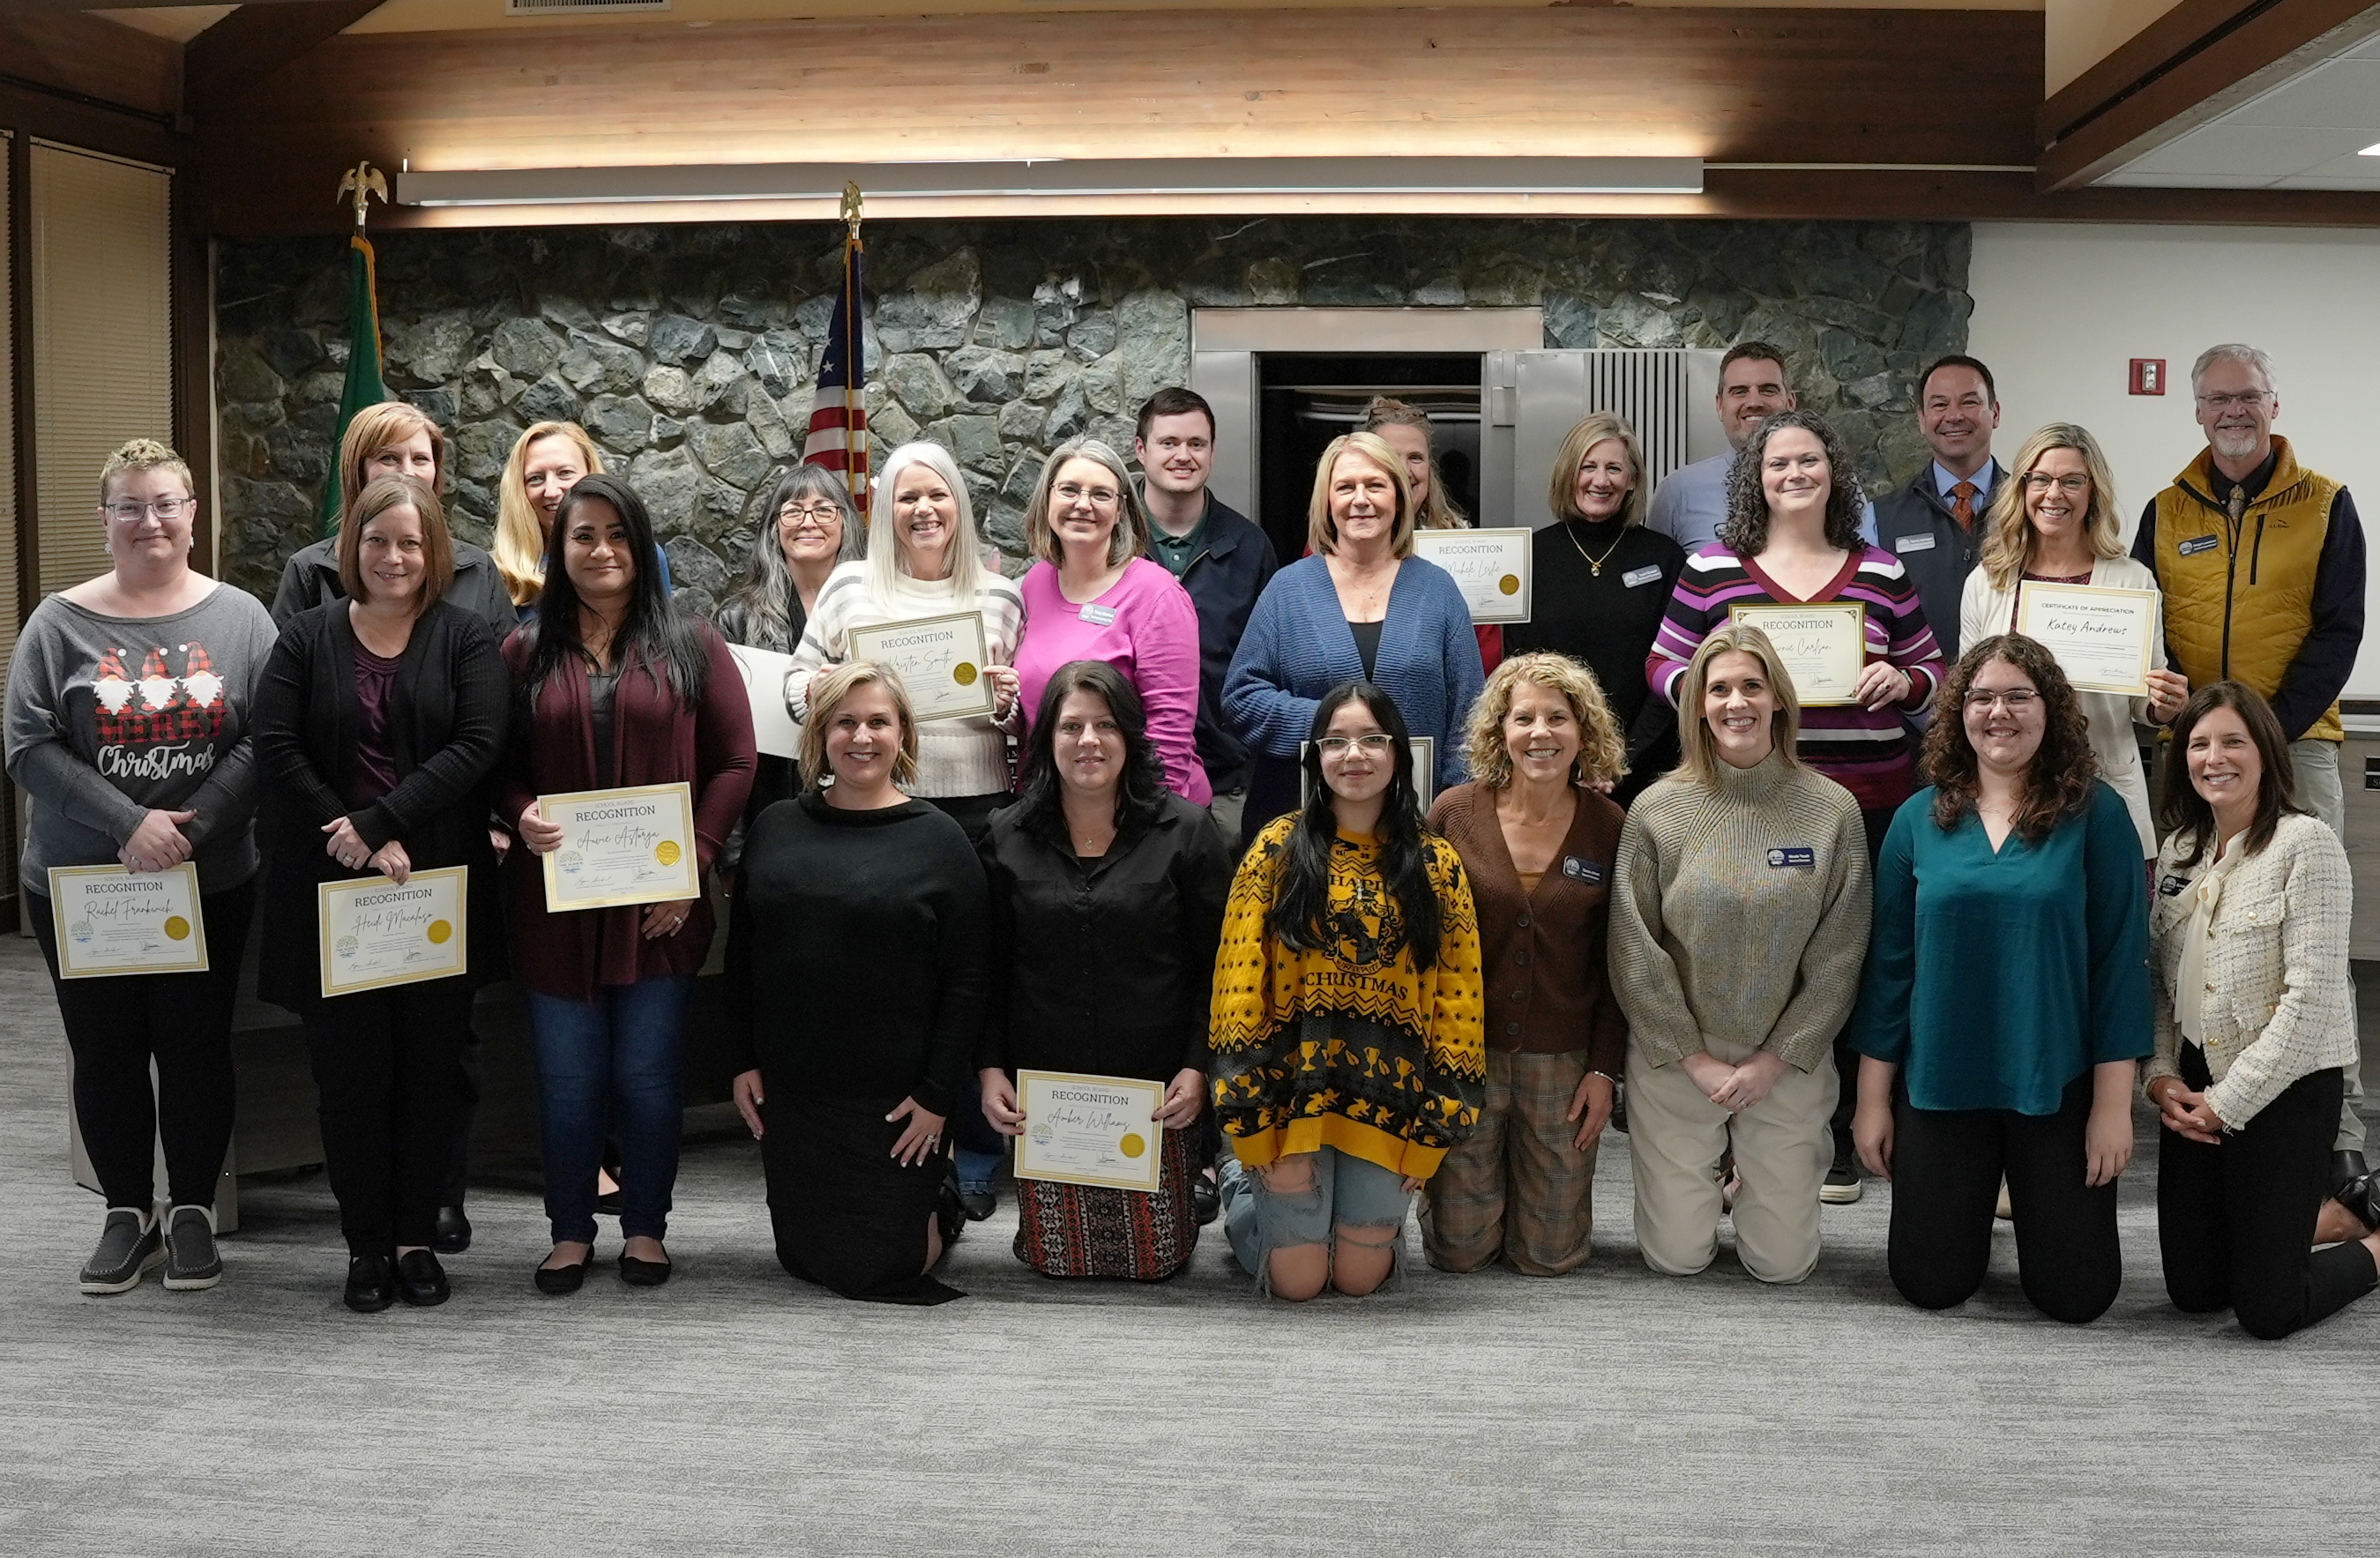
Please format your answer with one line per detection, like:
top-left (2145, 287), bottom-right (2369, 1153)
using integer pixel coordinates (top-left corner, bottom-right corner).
top-left (299, 979), bottom-right (476, 1256)
top-left (1888, 1070), bottom-right (2122, 1323)
top-left (1829, 805), bottom-right (1897, 1147)
top-left (30, 880), bottom-right (256, 1211)
top-left (2159, 1048), bottom-right (2376, 1339)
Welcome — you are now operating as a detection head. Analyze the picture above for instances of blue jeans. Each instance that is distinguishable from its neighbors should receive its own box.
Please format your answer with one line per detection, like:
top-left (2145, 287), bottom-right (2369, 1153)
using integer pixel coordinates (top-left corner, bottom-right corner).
top-left (526, 976), bottom-right (694, 1244)
top-left (1220, 1144), bottom-right (1412, 1289)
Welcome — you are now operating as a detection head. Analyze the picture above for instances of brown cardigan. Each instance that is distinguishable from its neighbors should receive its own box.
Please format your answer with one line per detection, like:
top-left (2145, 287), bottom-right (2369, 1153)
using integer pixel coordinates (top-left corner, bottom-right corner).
top-left (1428, 780), bottom-right (1627, 1069)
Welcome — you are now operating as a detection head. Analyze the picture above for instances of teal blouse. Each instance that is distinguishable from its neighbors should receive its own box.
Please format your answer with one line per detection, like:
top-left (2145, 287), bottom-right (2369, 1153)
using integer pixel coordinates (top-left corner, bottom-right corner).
top-left (1850, 780), bottom-right (2149, 1114)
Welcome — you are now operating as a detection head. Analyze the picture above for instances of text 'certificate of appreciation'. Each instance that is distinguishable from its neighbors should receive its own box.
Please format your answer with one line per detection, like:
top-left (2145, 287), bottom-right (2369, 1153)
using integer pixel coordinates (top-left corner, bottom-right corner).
top-left (725, 643), bottom-right (801, 759)
top-left (1413, 527), bottom-right (1533, 624)
top-left (540, 782), bottom-right (701, 913)
top-left (2015, 582), bottom-right (2158, 697)
top-left (846, 611), bottom-right (996, 723)
top-left (1014, 1070), bottom-right (1166, 1193)
top-left (318, 866), bottom-right (468, 998)
top-left (1727, 602), bottom-right (1867, 707)
top-left (47, 863), bottom-right (206, 979)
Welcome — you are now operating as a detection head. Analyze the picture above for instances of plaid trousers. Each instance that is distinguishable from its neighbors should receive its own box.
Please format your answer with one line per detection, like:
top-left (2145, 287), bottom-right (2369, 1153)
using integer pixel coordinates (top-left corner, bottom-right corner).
top-left (1420, 1048), bottom-right (1599, 1276)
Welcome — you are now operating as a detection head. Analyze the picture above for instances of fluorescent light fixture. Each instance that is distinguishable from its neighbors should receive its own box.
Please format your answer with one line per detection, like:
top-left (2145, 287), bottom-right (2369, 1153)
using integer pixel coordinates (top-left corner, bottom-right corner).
top-left (2363, 140), bottom-right (2380, 156)
top-left (397, 157), bottom-right (1705, 207)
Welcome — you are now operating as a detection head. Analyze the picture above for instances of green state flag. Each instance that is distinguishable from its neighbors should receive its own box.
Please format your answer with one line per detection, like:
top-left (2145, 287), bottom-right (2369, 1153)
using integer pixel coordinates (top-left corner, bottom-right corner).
top-left (319, 233), bottom-right (387, 535)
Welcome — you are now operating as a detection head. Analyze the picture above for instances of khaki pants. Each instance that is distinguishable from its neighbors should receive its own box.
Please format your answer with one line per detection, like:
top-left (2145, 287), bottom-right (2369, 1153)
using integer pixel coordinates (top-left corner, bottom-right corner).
top-left (2288, 738), bottom-right (2362, 1155)
top-left (1421, 1049), bottom-right (1599, 1276)
top-left (1626, 1036), bottom-right (1838, 1284)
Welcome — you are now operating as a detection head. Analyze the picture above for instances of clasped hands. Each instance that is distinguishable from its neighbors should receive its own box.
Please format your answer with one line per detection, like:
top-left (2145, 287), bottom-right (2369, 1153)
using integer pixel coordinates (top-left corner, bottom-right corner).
top-left (1679, 1048), bottom-right (1787, 1114)
top-left (2147, 1076), bottom-right (2225, 1145)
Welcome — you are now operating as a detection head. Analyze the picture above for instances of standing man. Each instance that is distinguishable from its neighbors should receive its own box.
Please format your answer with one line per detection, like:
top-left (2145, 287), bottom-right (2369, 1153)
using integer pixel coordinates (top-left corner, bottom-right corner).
top-left (1870, 354), bottom-right (2004, 660)
top-left (2134, 341), bottom-right (2368, 1193)
top-left (1135, 387), bottom-right (1278, 846)
top-left (1649, 341), bottom-right (1876, 552)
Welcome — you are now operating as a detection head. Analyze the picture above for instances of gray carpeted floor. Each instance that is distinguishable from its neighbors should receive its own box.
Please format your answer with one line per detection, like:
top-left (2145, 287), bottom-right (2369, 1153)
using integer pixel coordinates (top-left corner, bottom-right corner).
top-left (3, 936), bottom-right (2375, 1557)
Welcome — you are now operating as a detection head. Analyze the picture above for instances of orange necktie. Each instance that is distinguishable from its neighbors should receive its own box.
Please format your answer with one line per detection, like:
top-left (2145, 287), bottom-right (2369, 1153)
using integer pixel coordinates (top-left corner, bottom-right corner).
top-left (1951, 480), bottom-right (1978, 530)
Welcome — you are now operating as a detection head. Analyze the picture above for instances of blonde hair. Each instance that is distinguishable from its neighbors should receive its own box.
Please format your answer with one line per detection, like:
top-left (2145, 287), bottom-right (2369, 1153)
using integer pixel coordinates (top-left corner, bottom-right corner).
top-left (1977, 422), bottom-right (2124, 592)
top-left (1674, 623), bottom-right (1804, 788)
top-left (336, 401), bottom-right (446, 518)
top-left (495, 421), bottom-right (606, 607)
top-left (1307, 431), bottom-right (1416, 559)
top-left (1548, 413), bottom-right (1647, 528)
top-left (799, 660), bottom-right (921, 791)
top-left (99, 438), bottom-right (192, 503)
top-left (338, 474), bottom-right (454, 613)
top-left (1464, 652), bottom-right (1628, 791)
top-left (868, 442), bottom-right (989, 603)
top-left (1360, 397), bottom-right (1468, 531)
top-left (1024, 438), bottom-right (1150, 568)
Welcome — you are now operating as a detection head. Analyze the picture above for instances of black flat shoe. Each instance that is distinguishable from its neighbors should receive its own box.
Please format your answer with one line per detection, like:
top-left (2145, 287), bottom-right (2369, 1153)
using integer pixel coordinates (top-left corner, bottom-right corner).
top-left (2332, 1150), bottom-right (2370, 1202)
top-left (944, 1160), bottom-right (996, 1222)
top-left (533, 1249), bottom-right (592, 1296)
top-left (935, 1176), bottom-right (967, 1249)
top-left (617, 1251), bottom-right (672, 1287)
top-left (396, 1249), bottom-right (450, 1307)
top-left (432, 1204), bottom-right (473, 1254)
top-left (2333, 1170), bottom-right (2380, 1237)
top-left (1192, 1170), bottom-right (1220, 1226)
top-left (344, 1254), bottom-right (396, 1314)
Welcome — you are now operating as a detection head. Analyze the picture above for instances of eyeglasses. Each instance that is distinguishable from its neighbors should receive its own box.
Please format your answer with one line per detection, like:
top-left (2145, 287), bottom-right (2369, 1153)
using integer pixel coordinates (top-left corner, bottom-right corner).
top-left (1963, 689), bottom-right (2040, 712)
top-left (2021, 473), bottom-right (2092, 496)
top-left (778, 504), bottom-right (844, 531)
top-left (1316, 734), bottom-right (1395, 756)
top-left (101, 497), bottom-right (192, 523)
top-left (1053, 482), bottom-right (1121, 507)
top-left (2196, 391), bottom-right (2271, 411)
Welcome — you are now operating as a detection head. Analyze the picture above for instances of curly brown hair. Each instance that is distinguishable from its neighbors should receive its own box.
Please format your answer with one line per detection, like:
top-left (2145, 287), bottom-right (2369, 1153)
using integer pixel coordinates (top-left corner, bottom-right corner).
top-left (1922, 634), bottom-right (2098, 841)
top-left (1718, 409), bottom-right (1867, 555)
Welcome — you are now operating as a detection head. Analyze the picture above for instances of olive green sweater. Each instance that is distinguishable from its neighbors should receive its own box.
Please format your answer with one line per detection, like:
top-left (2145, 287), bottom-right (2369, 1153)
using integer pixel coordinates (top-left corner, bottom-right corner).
top-left (1608, 753), bottom-right (1872, 1073)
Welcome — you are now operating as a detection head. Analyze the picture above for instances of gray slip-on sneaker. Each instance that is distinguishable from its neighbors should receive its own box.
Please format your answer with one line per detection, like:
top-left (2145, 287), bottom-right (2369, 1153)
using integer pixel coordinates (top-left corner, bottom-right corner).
top-left (79, 1208), bottom-right (164, 1295)
top-left (160, 1204), bottom-right (222, 1291)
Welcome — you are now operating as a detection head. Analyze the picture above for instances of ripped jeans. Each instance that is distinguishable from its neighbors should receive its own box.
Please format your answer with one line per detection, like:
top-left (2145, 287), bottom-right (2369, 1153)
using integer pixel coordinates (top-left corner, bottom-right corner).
top-left (1220, 1145), bottom-right (1413, 1294)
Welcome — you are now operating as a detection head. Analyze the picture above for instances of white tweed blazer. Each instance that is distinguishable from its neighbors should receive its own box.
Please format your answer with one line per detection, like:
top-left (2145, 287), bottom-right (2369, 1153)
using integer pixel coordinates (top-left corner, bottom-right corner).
top-left (2147, 812), bottom-right (2355, 1129)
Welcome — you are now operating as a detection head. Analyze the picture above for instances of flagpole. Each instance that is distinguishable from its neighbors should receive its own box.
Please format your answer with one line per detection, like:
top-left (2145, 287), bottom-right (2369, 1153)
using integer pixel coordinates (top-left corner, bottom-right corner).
top-left (321, 161), bottom-right (390, 535)
top-left (840, 182), bottom-right (868, 494)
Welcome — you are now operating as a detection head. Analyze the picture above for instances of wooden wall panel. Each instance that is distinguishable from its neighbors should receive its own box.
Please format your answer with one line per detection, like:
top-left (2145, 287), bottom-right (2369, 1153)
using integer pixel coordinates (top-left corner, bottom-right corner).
top-left (0, 10), bottom-right (183, 121)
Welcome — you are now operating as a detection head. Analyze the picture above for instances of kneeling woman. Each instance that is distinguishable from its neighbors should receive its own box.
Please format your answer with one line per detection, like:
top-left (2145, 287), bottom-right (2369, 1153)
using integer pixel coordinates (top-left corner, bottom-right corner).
top-left (728, 663), bottom-right (989, 1304)
top-left (977, 660), bottom-right (1235, 1279)
top-left (2147, 682), bottom-right (2378, 1338)
top-left (1609, 624), bottom-right (1870, 1284)
top-left (1851, 635), bottom-right (2148, 1323)
top-left (1210, 682), bottom-right (1484, 1301)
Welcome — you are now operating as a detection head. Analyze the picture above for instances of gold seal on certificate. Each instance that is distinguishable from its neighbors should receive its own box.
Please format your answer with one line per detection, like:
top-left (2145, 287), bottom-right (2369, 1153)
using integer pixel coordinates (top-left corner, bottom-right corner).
top-left (724, 643), bottom-right (802, 759)
top-left (1727, 602), bottom-right (1868, 707)
top-left (1413, 527), bottom-right (1533, 624)
top-left (1013, 1070), bottom-right (1166, 1193)
top-left (540, 781), bottom-right (701, 913)
top-left (2014, 582), bottom-right (2159, 696)
top-left (47, 864), bottom-right (207, 979)
top-left (318, 866), bottom-right (468, 998)
top-left (845, 611), bottom-right (996, 723)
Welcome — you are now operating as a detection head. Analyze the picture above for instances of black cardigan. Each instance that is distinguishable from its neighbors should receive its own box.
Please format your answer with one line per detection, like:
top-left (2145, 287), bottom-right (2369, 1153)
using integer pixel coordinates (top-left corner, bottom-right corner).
top-left (250, 598), bottom-right (510, 1009)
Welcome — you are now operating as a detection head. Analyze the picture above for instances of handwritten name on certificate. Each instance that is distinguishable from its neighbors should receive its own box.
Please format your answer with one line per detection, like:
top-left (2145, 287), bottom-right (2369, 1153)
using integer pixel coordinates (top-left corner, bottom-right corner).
top-left (1414, 528), bottom-right (1533, 624)
top-left (846, 611), bottom-right (996, 723)
top-left (2015, 582), bottom-right (2158, 697)
top-left (48, 864), bottom-right (207, 979)
top-left (725, 643), bottom-right (801, 759)
top-left (540, 782), bottom-right (701, 913)
top-left (1014, 1070), bottom-right (1166, 1193)
top-left (1727, 602), bottom-right (1868, 707)
top-left (317, 867), bottom-right (468, 998)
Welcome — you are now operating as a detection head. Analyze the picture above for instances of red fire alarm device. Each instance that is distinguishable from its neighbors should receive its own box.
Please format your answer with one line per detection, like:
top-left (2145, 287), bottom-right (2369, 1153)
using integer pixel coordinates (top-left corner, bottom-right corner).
top-left (2130, 359), bottom-right (2167, 395)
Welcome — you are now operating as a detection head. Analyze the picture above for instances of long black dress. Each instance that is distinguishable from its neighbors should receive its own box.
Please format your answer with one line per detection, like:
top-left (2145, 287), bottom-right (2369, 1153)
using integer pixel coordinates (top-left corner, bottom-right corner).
top-left (725, 788), bottom-right (989, 1304)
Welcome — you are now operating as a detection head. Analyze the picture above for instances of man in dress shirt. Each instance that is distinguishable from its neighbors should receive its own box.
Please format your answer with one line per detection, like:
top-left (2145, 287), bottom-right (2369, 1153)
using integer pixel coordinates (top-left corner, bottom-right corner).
top-left (1869, 355), bottom-right (2004, 660)
top-left (1648, 341), bottom-right (1876, 552)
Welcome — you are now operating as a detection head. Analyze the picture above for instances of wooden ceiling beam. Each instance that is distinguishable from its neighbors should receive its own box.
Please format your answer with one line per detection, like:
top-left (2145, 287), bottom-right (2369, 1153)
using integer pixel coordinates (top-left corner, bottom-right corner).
top-left (184, 1), bottom-right (391, 110)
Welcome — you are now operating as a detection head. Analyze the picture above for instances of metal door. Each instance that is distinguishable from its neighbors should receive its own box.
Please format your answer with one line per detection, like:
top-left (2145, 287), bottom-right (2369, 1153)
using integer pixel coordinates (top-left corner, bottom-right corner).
top-left (1482, 349), bottom-right (1727, 528)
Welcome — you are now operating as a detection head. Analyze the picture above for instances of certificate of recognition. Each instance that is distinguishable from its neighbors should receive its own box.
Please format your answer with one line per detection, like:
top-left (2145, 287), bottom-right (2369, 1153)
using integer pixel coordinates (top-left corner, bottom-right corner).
top-left (318, 867), bottom-right (468, 998)
top-left (540, 782), bottom-right (701, 913)
top-left (1414, 527), bottom-right (1533, 624)
top-left (47, 864), bottom-right (206, 979)
top-left (1727, 602), bottom-right (1868, 707)
top-left (1014, 1070), bottom-right (1166, 1193)
top-left (725, 643), bottom-right (801, 759)
top-left (2015, 582), bottom-right (2158, 697)
top-left (845, 612), bottom-right (996, 723)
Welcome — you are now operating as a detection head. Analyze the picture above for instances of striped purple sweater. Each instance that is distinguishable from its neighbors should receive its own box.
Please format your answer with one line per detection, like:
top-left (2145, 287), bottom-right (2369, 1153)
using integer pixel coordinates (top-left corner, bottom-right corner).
top-left (1647, 543), bottom-right (1945, 812)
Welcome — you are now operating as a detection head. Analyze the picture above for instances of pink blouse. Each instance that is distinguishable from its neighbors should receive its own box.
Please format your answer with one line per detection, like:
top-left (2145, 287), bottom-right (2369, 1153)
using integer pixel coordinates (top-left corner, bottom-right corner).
top-left (1013, 556), bottom-right (1212, 805)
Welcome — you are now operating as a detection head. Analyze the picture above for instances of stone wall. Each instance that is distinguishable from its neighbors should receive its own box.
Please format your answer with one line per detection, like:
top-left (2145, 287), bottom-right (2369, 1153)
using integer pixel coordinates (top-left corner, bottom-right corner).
top-left (215, 217), bottom-right (1973, 614)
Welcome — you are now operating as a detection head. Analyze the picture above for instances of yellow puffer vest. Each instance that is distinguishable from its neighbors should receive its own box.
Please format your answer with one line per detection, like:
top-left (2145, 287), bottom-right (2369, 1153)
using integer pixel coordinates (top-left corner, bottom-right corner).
top-left (2146, 436), bottom-right (2346, 742)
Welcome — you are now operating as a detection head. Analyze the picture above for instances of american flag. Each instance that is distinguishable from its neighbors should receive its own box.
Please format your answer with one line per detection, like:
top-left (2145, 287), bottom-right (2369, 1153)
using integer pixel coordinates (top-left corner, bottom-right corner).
top-left (804, 216), bottom-right (869, 491)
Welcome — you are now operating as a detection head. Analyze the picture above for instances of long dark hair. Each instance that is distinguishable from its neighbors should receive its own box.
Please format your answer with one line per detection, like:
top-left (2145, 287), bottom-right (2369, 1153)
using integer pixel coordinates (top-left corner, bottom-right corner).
top-left (1265, 682), bottom-right (1444, 972)
top-left (519, 473), bottom-right (710, 712)
top-left (1922, 634), bottom-right (2097, 842)
top-left (2158, 681), bottom-right (2301, 867)
top-left (1013, 660), bottom-right (1169, 848)
top-left (1719, 408), bottom-right (1867, 555)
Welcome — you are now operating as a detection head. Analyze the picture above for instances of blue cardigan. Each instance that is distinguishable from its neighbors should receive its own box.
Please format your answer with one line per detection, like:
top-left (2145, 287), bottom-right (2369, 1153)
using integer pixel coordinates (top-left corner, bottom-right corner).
top-left (1221, 553), bottom-right (1485, 794)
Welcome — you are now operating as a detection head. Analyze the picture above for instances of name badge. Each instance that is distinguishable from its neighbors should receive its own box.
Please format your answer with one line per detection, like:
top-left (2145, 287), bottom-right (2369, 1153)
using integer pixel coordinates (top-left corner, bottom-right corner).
top-left (1622, 564), bottom-right (1664, 588)
top-left (1560, 855), bottom-right (1603, 885)
top-left (2179, 534), bottom-right (2220, 557)
top-left (1895, 532), bottom-right (1937, 553)
top-left (1078, 603), bottom-right (1118, 626)
top-left (1766, 846), bottom-right (1816, 869)
top-left (2158, 873), bottom-right (2190, 898)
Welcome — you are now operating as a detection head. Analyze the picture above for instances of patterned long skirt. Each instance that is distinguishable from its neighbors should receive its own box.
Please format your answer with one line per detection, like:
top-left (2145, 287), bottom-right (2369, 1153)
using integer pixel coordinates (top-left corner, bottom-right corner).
top-left (1013, 1120), bottom-right (1197, 1279)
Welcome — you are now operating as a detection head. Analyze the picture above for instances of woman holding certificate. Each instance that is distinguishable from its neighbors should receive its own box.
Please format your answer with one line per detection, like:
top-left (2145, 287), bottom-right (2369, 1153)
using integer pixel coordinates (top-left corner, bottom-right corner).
top-left (727, 662), bottom-right (989, 1304)
top-left (1850, 635), bottom-right (2150, 1324)
top-left (1608, 626), bottom-right (1871, 1285)
top-left (1009, 440), bottom-right (1210, 805)
top-left (5, 439), bottom-right (277, 1294)
top-left (977, 660), bottom-right (1234, 1279)
top-left (252, 474), bottom-right (509, 1313)
top-left (1210, 682), bottom-right (1485, 1301)
top-left (501, 473), bottom-right (756, 1294)
top-left (1958, 424), bottom-right (2188, 856)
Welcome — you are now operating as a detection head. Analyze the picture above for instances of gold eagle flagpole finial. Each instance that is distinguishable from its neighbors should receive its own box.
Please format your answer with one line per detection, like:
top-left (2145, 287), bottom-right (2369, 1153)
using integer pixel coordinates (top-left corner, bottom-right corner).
top-left (337, 161), bottom-right (389, 230)
top-left (841, 181), bottom-right (864, 240)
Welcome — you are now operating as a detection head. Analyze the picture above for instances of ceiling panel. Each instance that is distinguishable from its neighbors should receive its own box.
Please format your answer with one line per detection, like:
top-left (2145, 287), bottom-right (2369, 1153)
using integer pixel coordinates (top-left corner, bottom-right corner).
top-left (2221, 59), bottom-right (2380, 127)
top-left (2094, 17), bottom-right (2380, 190)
